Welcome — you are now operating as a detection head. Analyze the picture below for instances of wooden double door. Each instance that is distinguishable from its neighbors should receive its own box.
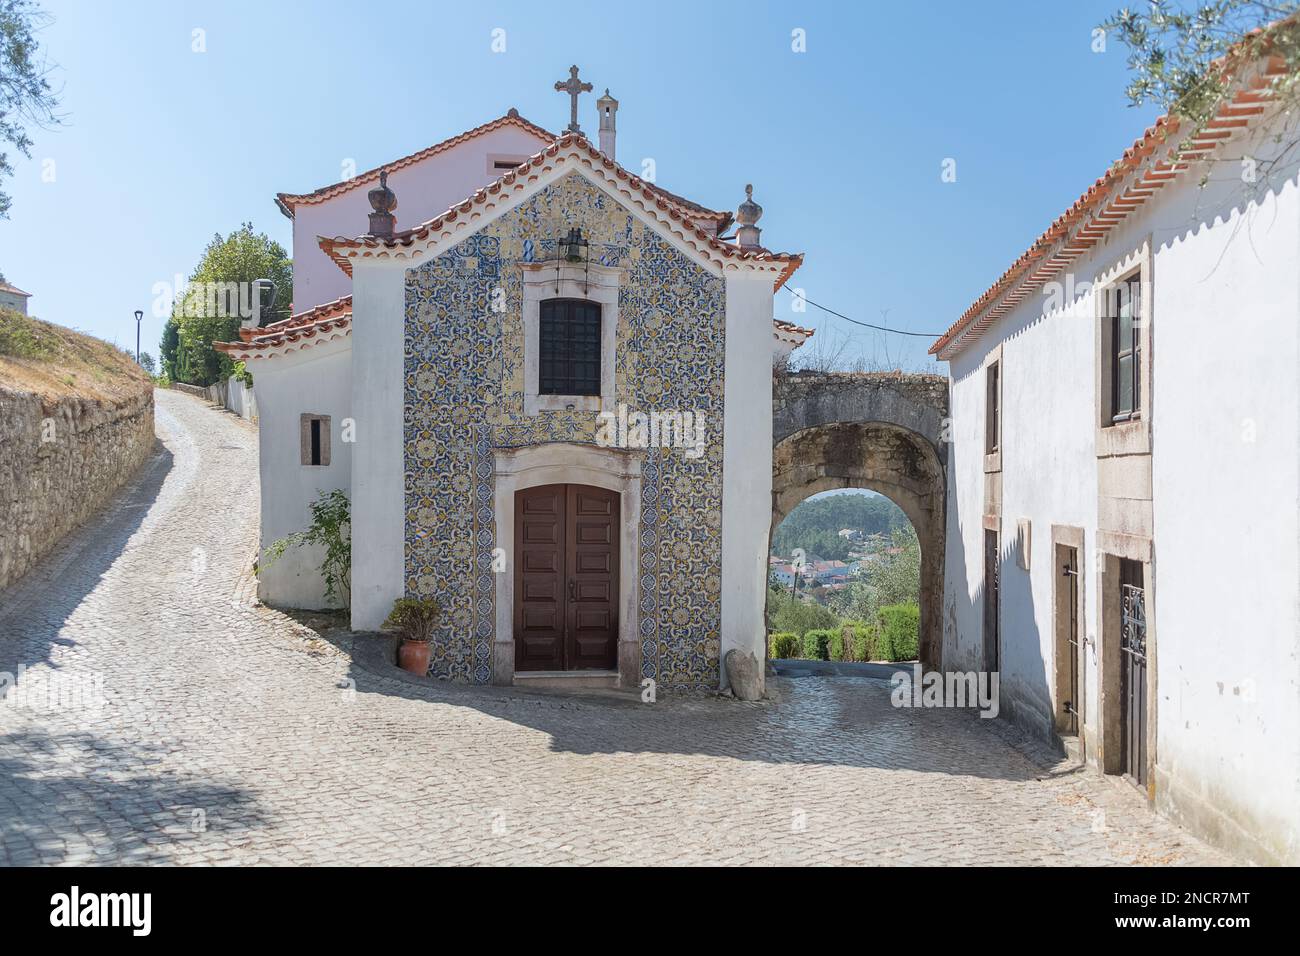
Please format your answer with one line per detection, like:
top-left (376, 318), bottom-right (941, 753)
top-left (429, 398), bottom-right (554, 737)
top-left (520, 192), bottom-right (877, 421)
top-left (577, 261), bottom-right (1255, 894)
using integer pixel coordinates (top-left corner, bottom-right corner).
top-left (514, 484), bottom-right (619, 672)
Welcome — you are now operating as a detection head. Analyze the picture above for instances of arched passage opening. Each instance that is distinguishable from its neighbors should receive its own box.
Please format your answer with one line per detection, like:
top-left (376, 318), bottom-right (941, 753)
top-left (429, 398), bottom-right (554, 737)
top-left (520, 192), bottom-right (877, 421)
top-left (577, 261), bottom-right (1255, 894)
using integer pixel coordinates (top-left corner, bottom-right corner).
top-left (772, 421), bottom-right (945, 669)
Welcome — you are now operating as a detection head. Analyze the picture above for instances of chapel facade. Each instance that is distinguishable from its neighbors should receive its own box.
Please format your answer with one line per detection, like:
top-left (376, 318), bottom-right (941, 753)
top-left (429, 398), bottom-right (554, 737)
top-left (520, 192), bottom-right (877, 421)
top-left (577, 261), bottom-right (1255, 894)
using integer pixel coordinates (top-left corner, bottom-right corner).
top-left (220, 71), bottom-right (808, 693)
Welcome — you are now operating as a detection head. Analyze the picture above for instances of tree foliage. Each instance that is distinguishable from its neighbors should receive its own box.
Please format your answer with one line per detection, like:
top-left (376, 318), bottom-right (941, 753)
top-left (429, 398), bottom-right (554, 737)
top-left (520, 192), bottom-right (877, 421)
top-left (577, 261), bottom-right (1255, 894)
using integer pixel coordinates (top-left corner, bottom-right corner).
top-left (827, 524), bottom-right (921, 621)
top-left (771, 492), bottom-right (907, 560)
top-left (768, 595), bottom-right (840, 637)
top-left (159, 317), bottom-right (180, 381)
top-left (0, 0), bottom-right (59, 218)
top-left (170, 223), bottom-right (292, 385)
top-left (1103, 1), bottom-right (1300, 125)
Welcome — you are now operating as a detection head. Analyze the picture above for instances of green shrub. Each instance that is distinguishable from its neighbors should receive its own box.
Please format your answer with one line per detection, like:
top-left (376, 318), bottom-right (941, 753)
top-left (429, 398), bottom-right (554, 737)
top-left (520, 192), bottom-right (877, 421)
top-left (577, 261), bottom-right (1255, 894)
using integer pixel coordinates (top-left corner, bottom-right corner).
top-left (769, 598), bottom-right (839, 637)
top-left (384, 596), bottom-right (442, 643)
top-left (829, 623), bottom-right (860, 662)
top-left (0, 307), bottom-right (57, 359)
top-left (846, 619), bottom-right (880, 661)
top-left (802, 628), bottom-right (835, 661)
top-left (828, 627), bottom-right (846, 662)
top-left (260, 488), bottom-right (352, 607)
top-left (878, 603), bottom-right (920, 661)
top-left (768, 631), bottom-right (800, 659)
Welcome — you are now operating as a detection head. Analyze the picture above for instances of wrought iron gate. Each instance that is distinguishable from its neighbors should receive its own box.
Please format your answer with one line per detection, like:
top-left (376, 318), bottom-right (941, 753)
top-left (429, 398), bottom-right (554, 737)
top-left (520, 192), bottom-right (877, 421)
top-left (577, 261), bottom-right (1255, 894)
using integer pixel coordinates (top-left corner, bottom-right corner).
top-left (1119, 559), bottom-right (1147, 786)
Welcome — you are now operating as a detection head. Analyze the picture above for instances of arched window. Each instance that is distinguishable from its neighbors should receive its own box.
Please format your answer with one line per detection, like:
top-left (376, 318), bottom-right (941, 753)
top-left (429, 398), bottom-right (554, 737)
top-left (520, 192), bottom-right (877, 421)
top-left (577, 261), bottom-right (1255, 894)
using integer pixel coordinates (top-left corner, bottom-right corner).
top-left (539, 298), bottom-right (601, 396)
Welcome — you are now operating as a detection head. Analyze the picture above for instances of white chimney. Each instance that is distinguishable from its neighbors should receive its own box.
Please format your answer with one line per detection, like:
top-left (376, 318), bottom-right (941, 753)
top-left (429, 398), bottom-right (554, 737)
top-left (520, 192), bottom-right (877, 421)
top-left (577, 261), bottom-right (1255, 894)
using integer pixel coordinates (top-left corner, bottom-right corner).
top-left (597, 88), bottom-right (618, 161)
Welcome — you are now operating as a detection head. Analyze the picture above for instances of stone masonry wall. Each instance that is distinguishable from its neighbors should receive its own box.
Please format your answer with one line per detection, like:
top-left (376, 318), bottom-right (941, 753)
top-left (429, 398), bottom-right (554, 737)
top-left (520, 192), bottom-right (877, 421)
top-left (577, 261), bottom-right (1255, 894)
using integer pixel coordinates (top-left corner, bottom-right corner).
top-left (0, 385), bottom-right (155, 590)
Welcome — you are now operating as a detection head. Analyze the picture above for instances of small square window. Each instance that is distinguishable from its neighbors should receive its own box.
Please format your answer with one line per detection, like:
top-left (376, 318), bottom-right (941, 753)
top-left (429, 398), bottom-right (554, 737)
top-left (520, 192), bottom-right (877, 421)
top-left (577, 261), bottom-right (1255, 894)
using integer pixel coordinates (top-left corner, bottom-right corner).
top-left (300, 414), bottom-right (331, 466)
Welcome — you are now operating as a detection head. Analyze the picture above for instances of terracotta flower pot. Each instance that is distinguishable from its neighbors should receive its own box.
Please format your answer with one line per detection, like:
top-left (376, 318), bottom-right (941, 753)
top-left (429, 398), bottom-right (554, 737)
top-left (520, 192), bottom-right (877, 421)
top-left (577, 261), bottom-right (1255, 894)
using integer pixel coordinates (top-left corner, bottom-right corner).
top-left (398, 638), bottom-right (431, 676)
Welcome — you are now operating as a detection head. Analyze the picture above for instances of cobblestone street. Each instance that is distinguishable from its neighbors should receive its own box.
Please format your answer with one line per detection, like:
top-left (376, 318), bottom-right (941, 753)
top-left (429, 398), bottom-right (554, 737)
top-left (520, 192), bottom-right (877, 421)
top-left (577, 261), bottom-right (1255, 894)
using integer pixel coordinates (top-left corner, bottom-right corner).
top-left (0, 389), bottom-right (1229, 865)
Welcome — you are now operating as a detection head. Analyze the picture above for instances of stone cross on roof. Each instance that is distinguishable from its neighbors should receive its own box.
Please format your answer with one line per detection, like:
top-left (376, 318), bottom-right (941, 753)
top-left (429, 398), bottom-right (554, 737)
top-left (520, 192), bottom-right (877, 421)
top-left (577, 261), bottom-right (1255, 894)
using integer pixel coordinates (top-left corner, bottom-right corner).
top-left (554, 65), bottom-right (593, 135)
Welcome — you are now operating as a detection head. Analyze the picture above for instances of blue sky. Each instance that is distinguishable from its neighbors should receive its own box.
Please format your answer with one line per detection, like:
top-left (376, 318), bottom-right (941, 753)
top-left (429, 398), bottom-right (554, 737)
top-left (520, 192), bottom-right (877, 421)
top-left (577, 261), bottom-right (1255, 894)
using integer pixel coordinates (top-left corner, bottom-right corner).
top-left (0, 0), bottom-right (1158, 369)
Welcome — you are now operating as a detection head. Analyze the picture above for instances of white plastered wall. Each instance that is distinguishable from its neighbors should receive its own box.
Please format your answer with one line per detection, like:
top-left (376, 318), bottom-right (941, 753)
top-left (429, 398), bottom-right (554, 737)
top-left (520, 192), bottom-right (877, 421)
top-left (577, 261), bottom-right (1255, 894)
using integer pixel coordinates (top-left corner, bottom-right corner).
top-left (942, 116), bottom-right (1300, 863)
top-left (347, 262), bottom-right (407, 631)
top-left (251, 336), bottom-right (353, 610)
top-left (289, 126), bottom-right (552, 312)
top-left (720, 273), bottom-right (777, 689)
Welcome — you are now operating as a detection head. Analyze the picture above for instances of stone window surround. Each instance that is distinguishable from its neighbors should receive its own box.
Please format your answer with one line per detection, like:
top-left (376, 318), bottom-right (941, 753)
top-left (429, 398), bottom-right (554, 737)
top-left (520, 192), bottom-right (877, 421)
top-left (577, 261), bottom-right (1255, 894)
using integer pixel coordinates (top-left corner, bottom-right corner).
top-left (490, 442), bottom-right (644, 689)
top-left (300, 413), bottom-right (331, 466)
top-left (521, 262), bottom-right (622, 416)
top-left (1094, 240), bottom-right (1153, 459)
top-left (982, 342), bottom-right (1003, 474)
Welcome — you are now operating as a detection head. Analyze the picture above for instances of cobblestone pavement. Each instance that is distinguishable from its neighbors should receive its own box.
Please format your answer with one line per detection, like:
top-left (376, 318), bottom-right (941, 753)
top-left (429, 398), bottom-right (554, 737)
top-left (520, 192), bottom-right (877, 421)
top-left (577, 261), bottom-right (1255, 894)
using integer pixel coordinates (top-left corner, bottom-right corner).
top-left (0, 389), bottom-right (1230, 866)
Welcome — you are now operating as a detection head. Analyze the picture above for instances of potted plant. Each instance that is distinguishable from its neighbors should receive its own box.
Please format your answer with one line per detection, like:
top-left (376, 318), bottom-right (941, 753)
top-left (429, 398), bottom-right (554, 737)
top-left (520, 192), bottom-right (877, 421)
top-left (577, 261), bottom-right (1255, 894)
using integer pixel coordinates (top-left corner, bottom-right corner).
top-left (385, 597), bottom-right (441, 676)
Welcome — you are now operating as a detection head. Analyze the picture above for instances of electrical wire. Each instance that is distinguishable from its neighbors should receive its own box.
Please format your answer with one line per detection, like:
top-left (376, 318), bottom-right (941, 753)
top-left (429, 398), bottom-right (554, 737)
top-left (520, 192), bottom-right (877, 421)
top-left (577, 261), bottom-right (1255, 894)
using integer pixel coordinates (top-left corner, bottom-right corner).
top-left (785, 287), bottom-right (943, 338)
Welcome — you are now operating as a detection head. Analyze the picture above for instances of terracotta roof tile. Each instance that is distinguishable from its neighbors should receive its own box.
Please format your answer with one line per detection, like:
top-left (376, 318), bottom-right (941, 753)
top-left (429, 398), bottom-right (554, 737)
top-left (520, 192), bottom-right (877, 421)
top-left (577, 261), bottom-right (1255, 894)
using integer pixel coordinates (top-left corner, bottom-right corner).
top-left (773, 319), bottom-right (814, 338)
top-left (318, 132), bottom-right (803, 291)
top-left (931, 22), bottom-right (1295, 359)
top-left (275, 111), bottom-right (555, 216)
top-left (237, 294), bottom-right (353, 341)
top-left (216, 311), bottom-right (352, 361)
top-left (275, 110), bottom-right (731, 230)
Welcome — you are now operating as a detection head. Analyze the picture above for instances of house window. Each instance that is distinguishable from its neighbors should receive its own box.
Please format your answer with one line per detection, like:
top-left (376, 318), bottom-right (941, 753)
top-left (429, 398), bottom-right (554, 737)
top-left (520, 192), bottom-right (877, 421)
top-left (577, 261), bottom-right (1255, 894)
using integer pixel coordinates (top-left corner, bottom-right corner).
top-left (985, 361), bottom-right (1000, 454)
top-left (1110, 276), bottom-right (1142, 423)
top-left (300, 414), bottom-right (331, 466)
top-left (538, 298), bottom-right (601, 396)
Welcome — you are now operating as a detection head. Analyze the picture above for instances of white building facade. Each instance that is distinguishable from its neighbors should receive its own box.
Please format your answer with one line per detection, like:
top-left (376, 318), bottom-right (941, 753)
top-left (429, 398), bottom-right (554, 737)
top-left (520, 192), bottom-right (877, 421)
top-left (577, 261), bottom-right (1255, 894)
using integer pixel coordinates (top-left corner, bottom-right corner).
top-left (935, 56), bottom-right (1300, 865)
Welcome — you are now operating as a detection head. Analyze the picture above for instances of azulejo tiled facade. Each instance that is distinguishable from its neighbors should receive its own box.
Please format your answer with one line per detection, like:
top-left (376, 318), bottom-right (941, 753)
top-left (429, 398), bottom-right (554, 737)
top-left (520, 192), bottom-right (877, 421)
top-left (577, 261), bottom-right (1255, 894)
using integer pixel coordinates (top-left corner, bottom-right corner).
top-left (404, 172), bottom-right (725, 687)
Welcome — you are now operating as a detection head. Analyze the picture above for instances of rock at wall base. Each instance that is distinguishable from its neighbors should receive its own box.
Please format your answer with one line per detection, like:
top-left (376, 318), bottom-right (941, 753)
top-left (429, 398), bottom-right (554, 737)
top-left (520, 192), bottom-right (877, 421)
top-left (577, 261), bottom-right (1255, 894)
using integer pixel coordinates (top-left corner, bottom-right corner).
top-left (724, 649), bottom-right (762, 701)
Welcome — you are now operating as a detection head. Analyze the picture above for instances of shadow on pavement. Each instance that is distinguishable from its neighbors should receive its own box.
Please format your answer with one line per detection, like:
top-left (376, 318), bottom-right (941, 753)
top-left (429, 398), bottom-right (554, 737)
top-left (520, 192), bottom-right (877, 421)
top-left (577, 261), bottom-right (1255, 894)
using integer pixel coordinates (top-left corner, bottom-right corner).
top-left (0, 438), bottom-right (173, 671)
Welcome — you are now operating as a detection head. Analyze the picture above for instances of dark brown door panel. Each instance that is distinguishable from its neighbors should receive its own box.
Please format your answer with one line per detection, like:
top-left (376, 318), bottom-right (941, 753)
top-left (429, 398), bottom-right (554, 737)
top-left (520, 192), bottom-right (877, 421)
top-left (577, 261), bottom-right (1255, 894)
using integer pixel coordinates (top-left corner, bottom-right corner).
top-left (514, 483), bottom-right (618, 672)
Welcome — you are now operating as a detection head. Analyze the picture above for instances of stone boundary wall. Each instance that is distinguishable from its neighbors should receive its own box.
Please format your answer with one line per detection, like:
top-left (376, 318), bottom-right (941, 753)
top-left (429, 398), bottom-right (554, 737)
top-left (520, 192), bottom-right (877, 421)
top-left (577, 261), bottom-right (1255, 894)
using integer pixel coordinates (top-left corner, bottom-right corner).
top-left (0, 384), bottom-right (155, 590)
top-left (170, 378), bottom-right (257, 422)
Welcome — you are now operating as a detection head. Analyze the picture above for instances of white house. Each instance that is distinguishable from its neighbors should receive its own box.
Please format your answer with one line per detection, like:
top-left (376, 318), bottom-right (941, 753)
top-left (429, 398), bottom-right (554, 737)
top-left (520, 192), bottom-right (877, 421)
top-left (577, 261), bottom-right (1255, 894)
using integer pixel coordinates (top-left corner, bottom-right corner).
top-left (0, 281), bottom-right (31, 314)
top-left (220, 75), bottom-right (809, 694)
top-left (934, 46), bottom-right (1299, 864)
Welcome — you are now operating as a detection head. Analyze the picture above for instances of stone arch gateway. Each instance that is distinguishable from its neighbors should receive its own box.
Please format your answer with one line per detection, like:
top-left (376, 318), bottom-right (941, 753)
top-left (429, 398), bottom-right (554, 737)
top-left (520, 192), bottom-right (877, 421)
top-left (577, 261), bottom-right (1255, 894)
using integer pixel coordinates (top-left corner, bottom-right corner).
top-left (772, 372), bottom-right (949, 669)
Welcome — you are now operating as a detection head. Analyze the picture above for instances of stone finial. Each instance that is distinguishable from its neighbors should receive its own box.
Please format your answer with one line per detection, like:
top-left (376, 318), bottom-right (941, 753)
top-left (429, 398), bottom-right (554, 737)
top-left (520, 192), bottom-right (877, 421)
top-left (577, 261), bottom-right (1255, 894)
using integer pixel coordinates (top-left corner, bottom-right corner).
top-left (596, 88), bottom-right (619, 161)
top-left (368, 169), bottom-right (397, 239)
top-left (735, 183), bottom-right (763, 249)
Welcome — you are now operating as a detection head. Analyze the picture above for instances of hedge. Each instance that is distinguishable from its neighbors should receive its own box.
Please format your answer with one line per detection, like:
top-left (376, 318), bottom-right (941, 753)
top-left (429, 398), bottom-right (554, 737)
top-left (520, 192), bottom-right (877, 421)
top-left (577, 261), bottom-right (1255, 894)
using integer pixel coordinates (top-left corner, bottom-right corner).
top-left (768, 631), bottom-right (800, 660)
top-left (802, 628), bottom-right (836, 661)
top-left (846, 619), bottom-right (881, 661)
top-left (878, 603), bottom-right (920, 661)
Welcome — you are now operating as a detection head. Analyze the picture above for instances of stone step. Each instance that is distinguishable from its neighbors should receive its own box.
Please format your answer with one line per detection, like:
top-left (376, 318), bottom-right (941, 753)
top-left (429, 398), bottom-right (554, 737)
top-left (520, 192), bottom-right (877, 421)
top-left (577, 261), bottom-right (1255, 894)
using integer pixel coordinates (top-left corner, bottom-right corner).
top-left (513, 669), bottom-right (620, 690)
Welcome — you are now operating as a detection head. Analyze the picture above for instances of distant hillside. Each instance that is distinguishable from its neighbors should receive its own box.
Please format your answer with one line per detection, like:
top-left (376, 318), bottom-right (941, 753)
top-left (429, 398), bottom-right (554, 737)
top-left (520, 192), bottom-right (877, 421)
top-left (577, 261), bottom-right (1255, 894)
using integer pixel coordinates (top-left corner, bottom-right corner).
top-left (772, 491), bottom-right (908, 561)
top-left (0, 308), bottom-right (150, 402)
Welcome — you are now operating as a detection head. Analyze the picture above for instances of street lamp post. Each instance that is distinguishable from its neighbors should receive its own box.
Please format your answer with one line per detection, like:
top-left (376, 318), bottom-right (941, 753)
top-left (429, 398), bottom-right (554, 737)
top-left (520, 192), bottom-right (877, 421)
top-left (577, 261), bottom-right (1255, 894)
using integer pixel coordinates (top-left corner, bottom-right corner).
top-left (134, 309), bottom-right (144, 363)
